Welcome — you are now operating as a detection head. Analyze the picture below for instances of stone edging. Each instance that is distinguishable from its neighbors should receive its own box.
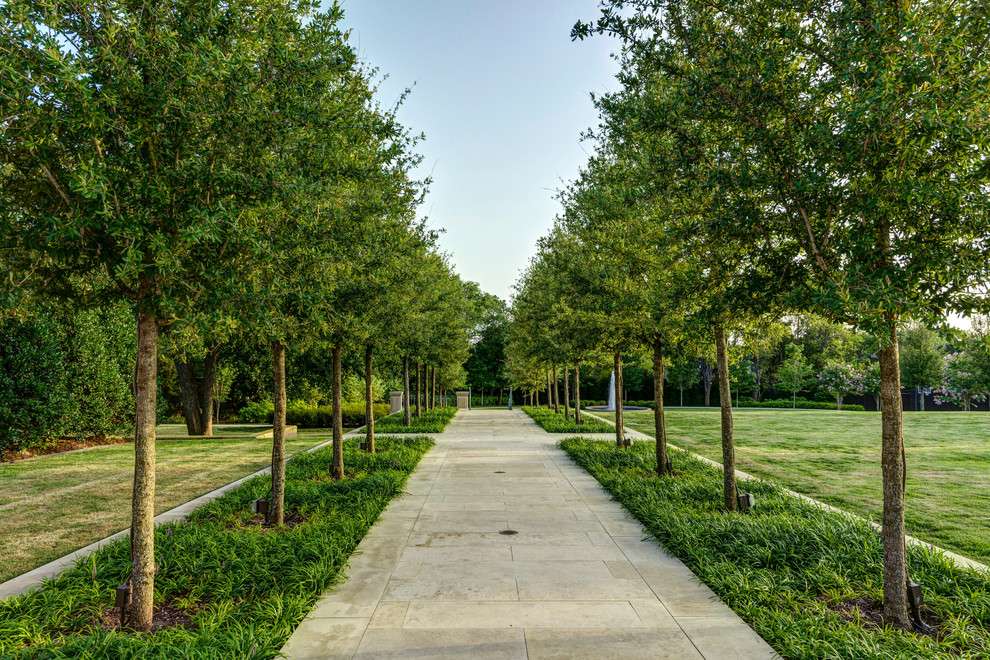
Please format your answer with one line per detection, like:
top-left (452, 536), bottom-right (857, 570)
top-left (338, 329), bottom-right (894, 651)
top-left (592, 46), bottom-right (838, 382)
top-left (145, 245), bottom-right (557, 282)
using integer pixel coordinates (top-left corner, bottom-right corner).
top-left (581, 410), bottom-right (989, 574)
top-left (0, 427), bottom-right (367, 600)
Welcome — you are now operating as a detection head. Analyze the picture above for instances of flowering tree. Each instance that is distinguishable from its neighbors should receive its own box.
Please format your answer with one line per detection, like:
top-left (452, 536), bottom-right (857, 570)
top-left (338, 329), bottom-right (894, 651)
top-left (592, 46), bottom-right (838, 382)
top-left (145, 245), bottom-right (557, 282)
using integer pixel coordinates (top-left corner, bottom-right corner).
top-left (817, 362), bottom-right (863, 411)
top-left (935, 353), bottom-right (987, 412)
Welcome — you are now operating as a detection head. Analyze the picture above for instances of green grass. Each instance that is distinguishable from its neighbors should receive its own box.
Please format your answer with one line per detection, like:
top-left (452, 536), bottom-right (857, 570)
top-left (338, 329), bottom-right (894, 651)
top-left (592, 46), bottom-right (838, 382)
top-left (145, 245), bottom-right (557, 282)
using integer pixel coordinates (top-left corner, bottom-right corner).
top-left (522, 406), bottom-right (613, 433)
top-left (597, 409), bottom-right (990, 566)
top-left (0, 427), bottom-right (349, 584)
top-left (560, 437), bottom-right (990, 659)
top-left (0, 435), bottom-right (433, 658)
top-left (374, 406), bottom-right (458, 434)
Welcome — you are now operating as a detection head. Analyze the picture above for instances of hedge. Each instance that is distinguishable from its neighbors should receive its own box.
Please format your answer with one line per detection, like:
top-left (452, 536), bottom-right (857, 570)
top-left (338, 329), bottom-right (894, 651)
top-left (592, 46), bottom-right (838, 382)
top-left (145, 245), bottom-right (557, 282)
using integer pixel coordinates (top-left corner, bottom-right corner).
top-left (737, 397), bottom-right (866, 412)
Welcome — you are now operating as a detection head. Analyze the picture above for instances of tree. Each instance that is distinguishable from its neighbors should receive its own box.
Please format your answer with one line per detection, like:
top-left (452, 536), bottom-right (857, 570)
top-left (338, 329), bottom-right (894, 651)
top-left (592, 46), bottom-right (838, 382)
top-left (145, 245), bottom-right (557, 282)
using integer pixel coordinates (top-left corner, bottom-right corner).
top-left (775, 344), bottom-right (813, 408)
top-left (0, 0), bottom-right (347, 629)
top-left (935, 352), bottom-right (987, 412)
top-left (665, 359), bottom-right (698, 407)
top-left (577, 0), bottom-right (990, 626)
top-left (899, 322), bottom-right (945, 408)
top-left (818, 362), bottom-right (863, 411)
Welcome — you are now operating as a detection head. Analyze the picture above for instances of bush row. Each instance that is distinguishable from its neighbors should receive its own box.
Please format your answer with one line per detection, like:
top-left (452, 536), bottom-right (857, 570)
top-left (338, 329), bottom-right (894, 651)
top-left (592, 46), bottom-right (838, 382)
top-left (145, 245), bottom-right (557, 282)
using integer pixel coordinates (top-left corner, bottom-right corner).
top-left (237, 402), bottom-right (391, 428)
top-left (0, 436), bottom-right (434, 657)
top-left (737, 397), bottom-right (866, 412)
top-left (559, 437), bottom-right (990, 659)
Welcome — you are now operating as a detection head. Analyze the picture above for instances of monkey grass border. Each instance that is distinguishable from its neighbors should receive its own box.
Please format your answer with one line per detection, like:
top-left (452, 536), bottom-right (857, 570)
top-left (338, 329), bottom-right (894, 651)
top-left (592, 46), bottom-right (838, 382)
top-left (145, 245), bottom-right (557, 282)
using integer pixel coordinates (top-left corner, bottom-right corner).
top-left (0, 434), bottom-right (434, 658)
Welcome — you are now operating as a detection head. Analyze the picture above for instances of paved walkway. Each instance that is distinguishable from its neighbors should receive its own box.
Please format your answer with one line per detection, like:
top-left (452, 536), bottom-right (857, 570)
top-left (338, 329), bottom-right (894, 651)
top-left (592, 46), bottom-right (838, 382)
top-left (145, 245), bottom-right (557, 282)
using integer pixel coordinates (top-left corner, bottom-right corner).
top-left (282, 409), bottom-right (776, 659)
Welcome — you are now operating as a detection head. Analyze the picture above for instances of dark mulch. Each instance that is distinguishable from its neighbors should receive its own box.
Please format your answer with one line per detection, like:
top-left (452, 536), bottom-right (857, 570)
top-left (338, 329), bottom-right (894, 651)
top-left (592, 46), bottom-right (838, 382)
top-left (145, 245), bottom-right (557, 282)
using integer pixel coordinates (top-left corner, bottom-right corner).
top-left (93, 598), bottom-right (197, 634)
top-left (0, 436), bottom-right (129, 463)
top-left (822, 595), bottom-right (944, 642)
top-left (210, 509), bottom-right (311, 532)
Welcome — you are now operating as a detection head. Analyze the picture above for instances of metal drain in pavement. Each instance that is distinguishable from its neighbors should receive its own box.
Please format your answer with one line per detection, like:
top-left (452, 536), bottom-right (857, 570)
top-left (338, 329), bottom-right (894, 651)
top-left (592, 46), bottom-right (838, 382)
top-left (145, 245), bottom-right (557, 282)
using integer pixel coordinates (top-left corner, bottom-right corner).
top-left (499, 530), bottom-right (518, 535)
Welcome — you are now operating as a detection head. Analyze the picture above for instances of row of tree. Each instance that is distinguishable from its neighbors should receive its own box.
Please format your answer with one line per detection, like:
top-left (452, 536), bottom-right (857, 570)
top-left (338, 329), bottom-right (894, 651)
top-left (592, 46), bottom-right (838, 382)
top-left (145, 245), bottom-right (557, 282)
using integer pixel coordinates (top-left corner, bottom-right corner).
top-left (510, 0), bottom-right (990, 630)
top-left (0, 1), bottom-right (479, 631)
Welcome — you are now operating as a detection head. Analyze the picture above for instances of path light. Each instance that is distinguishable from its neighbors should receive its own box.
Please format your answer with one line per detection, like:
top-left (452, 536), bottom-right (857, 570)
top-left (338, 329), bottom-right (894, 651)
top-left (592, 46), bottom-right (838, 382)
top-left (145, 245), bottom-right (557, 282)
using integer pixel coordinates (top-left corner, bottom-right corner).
top-left (907, 581), bottom-right (934, 632)
top-left (252, 499), bottom-right (269, 516)
top-left (737, 493), bottom-right (755, 511)
top-left (115, 582), bottom-right (131, 628)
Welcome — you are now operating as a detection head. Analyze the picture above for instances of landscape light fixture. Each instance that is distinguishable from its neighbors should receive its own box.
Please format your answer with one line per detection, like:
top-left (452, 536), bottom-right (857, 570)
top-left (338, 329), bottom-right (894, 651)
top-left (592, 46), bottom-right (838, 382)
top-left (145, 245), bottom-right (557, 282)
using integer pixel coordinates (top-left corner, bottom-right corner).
top-left (737, 493), bottom-right (755, 511)
top-left (115, 582), bottom-right (131, 628)
top-left (907, 580), bottom-right (934, 632)
top-left (252, 498), bottom-right (269, 516)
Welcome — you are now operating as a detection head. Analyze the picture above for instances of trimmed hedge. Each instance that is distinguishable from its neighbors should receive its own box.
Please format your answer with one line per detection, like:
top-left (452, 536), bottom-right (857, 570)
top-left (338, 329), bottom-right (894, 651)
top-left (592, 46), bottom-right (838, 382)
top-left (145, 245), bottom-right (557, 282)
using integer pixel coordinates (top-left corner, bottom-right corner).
top-left (275, 404), bottom-right (391, 429)
top-left (738, 397), bottom-right (866, 412)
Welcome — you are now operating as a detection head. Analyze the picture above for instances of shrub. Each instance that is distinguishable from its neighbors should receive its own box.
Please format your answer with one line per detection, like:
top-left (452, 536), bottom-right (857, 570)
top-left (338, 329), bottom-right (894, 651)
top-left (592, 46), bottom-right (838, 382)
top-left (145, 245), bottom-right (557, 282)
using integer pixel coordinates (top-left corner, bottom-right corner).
top-left (0, 317), bottom-right (70, 454)
top-left (238, 400), bottom-right (274, 423)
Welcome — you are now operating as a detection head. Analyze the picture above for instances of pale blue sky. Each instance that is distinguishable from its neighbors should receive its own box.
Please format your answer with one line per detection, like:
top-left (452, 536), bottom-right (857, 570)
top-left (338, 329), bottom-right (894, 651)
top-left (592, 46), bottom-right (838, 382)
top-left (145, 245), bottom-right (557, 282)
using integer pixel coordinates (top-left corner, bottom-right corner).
top-left (334, 0), bottom-right (619, 300)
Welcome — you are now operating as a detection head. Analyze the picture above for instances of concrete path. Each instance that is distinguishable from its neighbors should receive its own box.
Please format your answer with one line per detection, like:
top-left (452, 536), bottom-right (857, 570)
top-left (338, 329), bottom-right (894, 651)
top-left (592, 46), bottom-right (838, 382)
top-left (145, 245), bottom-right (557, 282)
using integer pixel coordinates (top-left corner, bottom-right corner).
top-left (282, 409), bottom-right (776, 659)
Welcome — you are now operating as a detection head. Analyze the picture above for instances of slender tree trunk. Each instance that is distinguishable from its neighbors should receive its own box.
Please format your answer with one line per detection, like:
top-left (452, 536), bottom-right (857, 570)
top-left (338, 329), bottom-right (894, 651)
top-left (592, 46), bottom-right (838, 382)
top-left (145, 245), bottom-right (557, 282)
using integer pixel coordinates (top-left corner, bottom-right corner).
top-left (331, 341), bottom-right (344, 480)
top-left (879, 324), bottom-right (911, 628)
top-left (793, 391), bottom-right (797, 409)
top-left (614, 352), bottom-right (625, 448)
top-left (199, 347), bottom-right (218, 436)
top-left (654, 335), bottom-right (670, 476)
top-left (563, 365), bottom-right (570, 420)
top-left (403, 356), bottom-right (411, 426)
top-left (431, 366), bottom-right (436, 410)
top-left (716, 327), bottom-right (736, 511)
top-left (416, 360), bottom-right (422, 418)
top-left (546, 372), bottom-right (552, 409)
top-left (498, 385), bottom-right (503, 406)
top-left (365, 344), bottom-right (375, 453)
top-left (129, 313), bottom-right (158, 632)
top-left (553, 363), bottom-right (560, 414)
top-left (680, 388), bottom-right (683, 407)
top-left (271, 341), bottom-right (287, 528)
top-left (574, 362), bottom-right (582, 425)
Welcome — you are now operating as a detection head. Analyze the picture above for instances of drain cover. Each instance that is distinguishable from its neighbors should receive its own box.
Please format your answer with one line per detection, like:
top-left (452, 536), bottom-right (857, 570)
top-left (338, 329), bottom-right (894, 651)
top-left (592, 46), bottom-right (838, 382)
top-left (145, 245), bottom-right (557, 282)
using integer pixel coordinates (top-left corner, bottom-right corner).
top-left (499, 530), bottom-right (518, 535)
top-left (494, 470), bottom-right (506, 474)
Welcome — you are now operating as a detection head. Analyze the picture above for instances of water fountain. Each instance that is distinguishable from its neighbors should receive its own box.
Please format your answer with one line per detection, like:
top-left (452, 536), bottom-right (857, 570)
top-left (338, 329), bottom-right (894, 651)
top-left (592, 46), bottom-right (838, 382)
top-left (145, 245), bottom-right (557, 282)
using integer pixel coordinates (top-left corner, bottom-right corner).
top-left (587, 370), bottom-right (648, 412)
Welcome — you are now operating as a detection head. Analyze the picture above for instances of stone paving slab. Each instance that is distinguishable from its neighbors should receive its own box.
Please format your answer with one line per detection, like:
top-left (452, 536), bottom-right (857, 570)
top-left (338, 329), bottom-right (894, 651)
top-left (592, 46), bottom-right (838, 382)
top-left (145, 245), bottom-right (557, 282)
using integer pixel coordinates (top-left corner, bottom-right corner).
top-left (282, 409), bottom-right (778, 659)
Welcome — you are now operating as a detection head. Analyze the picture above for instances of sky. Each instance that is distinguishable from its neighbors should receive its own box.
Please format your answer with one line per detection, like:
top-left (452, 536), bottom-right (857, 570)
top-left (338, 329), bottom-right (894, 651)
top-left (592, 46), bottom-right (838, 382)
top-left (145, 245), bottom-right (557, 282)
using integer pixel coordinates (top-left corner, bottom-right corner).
top-left (333, 0), bottom-right (620, 301)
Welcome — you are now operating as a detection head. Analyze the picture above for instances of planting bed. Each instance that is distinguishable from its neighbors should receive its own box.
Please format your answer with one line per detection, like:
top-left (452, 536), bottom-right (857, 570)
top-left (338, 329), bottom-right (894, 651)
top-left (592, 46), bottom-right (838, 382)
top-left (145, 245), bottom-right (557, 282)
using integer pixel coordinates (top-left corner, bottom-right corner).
top-left (522, 406), bottom-right (612, 433)
top-left (374, 406), bottom-right (457, 434)
top-left (560, 437), bottom-right (990, 659)
top-left (0, 435), bottom-right (433, 658)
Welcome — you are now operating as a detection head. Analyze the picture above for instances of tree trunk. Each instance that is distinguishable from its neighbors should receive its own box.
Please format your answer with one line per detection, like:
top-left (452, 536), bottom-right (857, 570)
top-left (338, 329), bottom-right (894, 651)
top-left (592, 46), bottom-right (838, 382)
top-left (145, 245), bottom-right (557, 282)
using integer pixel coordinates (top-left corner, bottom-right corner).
top-left (332, 342), bottom-right (344, 480)
top-left (498, 386), bottom-right (503, 406)
top-left (416, 360), bottom-right (422, 418)
top-left (680, 388), bottom-right (684, 407)
top-left (546, 372), bottom-right (552, 409)
top-left (430, 365), bottom-right (436, 410)
top-left (175, 358), bottom-right (204, 436)
top-left (654, 335), bottom-right (670, 476)
top-left (563, 365), bottom-right (570, 420)
top-left (837, 394), bottom-right (843, 411)
top-left (793, 391), bottom-right (797, 408)
top-left (129, 312), bottom-right (159, 632)
top-left (879, 324), bottom-right (911, 629)
top-left (271, 342), bottom-right (287, 528)
top-left (553, 364), bottom-right (560, 414)
top-left (574, 362), bottom-right (582, 425)
top-left (365, 344), bottom-right (375, 453)
top-left (403, 356), bottom-right (411, 426)
top-left (716, 327), bottom-right (736, 511)
top-left (614, 352), bottom-right (625, 448)
top-left (174, 347), bottom-right (220, 437)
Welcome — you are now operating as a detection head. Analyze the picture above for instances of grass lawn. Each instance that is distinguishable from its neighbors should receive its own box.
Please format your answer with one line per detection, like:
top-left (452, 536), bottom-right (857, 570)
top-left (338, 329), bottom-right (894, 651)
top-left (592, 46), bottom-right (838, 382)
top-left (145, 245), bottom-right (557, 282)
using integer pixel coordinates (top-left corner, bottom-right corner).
top-left (0, 426), bottom-right (350, 584)
top-left (594, 408), bottom-right (990, 565)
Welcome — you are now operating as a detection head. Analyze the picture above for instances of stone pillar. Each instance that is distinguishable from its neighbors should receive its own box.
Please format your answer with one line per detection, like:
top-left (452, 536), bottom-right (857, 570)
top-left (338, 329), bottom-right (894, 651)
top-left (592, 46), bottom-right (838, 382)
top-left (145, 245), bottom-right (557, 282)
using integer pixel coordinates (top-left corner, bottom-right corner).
top-left (456, 391), bottom-right (470, 410)
top-left (389, 391), bottom-right (403, 414)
